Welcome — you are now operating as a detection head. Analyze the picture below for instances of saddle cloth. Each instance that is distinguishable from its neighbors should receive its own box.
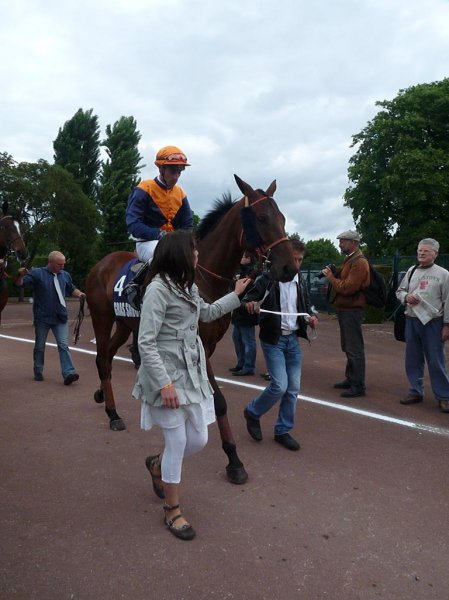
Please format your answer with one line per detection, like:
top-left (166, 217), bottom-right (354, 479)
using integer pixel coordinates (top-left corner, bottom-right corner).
top-left (113, 258), bottom-right (142, 318)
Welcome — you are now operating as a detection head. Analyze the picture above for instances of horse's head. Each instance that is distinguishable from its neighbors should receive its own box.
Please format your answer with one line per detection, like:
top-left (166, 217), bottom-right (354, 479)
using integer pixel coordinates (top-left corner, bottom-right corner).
top-left (234, 175), bottom-right (297, 282)
top-left (0, 202), bottom-right (28, 264)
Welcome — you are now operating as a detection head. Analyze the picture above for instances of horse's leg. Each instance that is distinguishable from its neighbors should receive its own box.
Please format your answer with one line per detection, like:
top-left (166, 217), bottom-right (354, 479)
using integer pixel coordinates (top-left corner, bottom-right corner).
top-left (207, 359), bottom-right (248, 484)
top-left (128, 329), bottom-right (141, 369)
top-left (91, 307), bottom-right (128, 431)
top-left (101, 320), bottom-right (133, 431)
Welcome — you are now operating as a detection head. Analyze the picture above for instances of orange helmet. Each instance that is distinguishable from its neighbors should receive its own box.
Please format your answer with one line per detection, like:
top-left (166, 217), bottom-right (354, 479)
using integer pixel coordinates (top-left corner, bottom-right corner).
top-left (154, 146), bottom-right (190, 167)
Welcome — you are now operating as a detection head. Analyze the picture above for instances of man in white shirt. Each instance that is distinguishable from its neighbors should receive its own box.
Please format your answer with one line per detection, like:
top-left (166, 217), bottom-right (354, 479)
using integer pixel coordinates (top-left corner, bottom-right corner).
top-left (241, 240), bottom-right (318, 450)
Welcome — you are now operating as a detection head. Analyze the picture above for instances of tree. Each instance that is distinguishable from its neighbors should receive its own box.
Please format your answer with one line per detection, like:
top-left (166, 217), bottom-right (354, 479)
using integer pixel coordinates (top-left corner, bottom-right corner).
top-left (0, 158), bottom-right (100, 283)
top-left (97, 116), bottom-right (144, 254)
top-left (344, 79), bottom-right (449, 255)
top-left (53, 108), bottom-right (101, 200)
top-left (304, 238), bottom-right (340, 264)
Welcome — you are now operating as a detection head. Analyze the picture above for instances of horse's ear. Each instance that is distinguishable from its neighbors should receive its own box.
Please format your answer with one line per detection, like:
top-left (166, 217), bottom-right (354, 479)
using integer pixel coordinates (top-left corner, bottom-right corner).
top-left (1, 201), bottom-right (7, 216)
top-left (234, 174), bottom-right (255, 199)
top-left (266, 180), bottom-right (276, 198)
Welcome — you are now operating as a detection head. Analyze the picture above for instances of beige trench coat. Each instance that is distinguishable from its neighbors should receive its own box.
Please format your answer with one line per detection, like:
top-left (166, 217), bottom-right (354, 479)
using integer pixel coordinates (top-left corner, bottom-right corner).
top-left (132, 275), bottom-right (240, 407)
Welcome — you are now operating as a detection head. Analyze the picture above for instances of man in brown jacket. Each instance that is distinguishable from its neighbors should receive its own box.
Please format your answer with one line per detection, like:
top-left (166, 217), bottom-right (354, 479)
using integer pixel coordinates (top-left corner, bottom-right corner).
top-left (323, 230), bottom-right (370, 398)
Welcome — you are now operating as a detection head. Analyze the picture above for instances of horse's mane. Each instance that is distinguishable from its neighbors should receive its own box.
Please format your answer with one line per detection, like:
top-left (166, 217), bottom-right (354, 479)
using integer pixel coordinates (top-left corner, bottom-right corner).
top-left (196, 193), bottom-right (237, 240)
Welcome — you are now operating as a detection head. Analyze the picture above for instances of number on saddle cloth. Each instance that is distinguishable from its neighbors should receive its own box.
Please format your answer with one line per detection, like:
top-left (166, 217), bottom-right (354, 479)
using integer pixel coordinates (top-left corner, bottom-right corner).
top-left (113, 258), bottom-right (142, 316)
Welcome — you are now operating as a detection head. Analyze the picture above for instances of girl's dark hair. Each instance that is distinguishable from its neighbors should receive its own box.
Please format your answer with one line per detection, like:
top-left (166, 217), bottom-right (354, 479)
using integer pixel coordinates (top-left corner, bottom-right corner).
top-left (145, 230), bottom-right (196, 292)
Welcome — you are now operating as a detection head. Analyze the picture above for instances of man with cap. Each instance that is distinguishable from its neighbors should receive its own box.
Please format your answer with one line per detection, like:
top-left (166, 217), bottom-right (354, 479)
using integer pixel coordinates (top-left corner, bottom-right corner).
top-left (322, 230), bottom-right (370, 398)
top-left (125, 145), bottom-right (194, 288)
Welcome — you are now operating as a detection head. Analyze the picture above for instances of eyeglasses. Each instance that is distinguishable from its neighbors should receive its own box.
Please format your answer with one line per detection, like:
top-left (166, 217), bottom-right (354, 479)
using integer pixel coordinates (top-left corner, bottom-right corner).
top-left (164, 153), bottom-right (188, 162)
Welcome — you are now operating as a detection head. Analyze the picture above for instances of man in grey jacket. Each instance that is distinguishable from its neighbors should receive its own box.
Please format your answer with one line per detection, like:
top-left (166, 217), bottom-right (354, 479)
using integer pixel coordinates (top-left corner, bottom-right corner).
top-left (396, 237), bottom-right (449, 412)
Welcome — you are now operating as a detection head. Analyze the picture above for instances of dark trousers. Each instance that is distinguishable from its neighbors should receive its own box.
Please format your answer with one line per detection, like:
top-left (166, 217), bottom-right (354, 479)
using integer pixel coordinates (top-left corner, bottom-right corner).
top-left (337, 309), bottom-right (365, 390)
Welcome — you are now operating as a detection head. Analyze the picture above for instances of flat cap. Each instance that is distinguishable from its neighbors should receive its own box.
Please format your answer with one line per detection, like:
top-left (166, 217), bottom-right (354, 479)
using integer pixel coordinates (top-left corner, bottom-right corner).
top-left (337, 229), bottom-right (360, 242)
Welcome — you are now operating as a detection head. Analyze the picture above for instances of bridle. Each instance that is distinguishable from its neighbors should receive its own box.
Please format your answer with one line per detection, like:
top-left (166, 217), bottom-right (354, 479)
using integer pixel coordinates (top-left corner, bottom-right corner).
top-left (0, 216), bottom-right (23, 254)
top-left (196, 194), bottom-right (289, 282)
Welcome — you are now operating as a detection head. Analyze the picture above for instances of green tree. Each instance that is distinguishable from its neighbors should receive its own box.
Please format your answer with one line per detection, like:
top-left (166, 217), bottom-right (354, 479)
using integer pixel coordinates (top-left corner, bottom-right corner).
top-left (0, 152), bottom-right (16, 193)
top-left (344, 79), bottom-right (449, 255)
top-left (97, 116), bottom-right (144, 254)
top-left (0, 158), bottom-right (100, 283)
top-left (53, 108), bottom-right (101, 200)
top-left (304, 238), bottom-right (340, 264)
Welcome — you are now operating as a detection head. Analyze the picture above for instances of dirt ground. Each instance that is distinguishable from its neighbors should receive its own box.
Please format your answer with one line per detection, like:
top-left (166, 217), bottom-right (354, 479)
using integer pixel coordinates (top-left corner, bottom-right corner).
top-left (1, 299), bottom-right (448, 600)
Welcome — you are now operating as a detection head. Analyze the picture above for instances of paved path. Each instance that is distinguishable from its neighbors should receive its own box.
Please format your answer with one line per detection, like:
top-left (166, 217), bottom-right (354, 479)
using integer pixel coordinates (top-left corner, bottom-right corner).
top-left (1, 301), bottom-right (448, 600)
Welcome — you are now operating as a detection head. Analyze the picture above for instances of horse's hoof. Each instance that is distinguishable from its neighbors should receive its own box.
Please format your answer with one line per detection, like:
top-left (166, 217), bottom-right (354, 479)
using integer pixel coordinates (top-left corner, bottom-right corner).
top-left (94, 389), bottom-right (104, 404)
top-left (110, 418), bottom-right (126, 431)
top-left (226, 465), bottom-right (248, 485)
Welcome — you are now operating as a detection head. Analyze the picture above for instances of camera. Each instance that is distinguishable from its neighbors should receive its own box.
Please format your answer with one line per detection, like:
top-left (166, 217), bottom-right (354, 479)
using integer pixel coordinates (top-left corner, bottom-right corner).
top-left (317, 264), bottom-right (338, 279)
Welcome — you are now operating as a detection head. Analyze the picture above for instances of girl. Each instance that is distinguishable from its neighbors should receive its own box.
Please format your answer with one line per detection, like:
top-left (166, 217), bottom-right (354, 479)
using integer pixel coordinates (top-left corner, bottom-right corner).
top-left (133, 231), bottom-right (251, 540)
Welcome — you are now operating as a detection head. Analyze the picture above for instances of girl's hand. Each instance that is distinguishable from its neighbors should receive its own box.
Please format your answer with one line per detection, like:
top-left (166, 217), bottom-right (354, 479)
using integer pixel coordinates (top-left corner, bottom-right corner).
top-left (161, 385), bottom-right (180, 409)
top-left (235, 277), bottom-right (252, 295)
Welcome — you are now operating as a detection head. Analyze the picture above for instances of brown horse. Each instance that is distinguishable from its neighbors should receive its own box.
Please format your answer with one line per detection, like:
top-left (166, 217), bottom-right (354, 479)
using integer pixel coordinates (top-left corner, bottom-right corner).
top-left (85, 175), bottom-right (298, 484)
top-left (0, 201), bottom-right (28, 324)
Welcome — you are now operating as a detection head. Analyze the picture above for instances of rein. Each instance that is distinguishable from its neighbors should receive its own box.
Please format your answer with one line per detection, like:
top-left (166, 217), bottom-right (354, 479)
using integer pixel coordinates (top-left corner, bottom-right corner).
top-left (196, 263), bottom-right (233, 283)
top-left (73, 296), bottom-right (85, 345)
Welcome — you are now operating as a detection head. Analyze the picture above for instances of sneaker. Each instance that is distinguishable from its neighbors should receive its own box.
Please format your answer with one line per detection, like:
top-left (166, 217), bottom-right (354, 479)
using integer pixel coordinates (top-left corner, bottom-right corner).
top-left (64, 373), bottom-right (79, 386)
top-left (439, 400), bottom-right (449, 413)
top-left (340, 388), bottom-right (366, 398)
top-left (274, 433), bottom-right (301, 451)
top-left (34, 373), bottom-right (44, 381)
top-left (243, 408), bottom-right (262, 441)
top-left (334, 380), bottom-right (351, 389)
top-left (400, 394), bottom-right (423, 405)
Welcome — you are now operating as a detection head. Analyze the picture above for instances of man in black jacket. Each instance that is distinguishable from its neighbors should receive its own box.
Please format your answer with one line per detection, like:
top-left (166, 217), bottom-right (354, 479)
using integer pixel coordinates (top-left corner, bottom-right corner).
top-left (229, 252), bottom-right (260, 376)
top-left (242, 240), bottom-right (318, 451)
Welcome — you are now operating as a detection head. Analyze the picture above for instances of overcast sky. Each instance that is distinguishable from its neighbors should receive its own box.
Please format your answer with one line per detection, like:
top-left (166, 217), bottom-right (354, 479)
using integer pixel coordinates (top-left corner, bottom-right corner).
top-left (2, 0), bottom-right (449, 245)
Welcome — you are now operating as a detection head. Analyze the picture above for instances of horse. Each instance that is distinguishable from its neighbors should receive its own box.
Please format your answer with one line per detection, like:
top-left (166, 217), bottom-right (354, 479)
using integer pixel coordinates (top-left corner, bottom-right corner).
top-left (85, 175), bottom-right (298, 484)
top-left (0, 201), bottom-right (28, 324)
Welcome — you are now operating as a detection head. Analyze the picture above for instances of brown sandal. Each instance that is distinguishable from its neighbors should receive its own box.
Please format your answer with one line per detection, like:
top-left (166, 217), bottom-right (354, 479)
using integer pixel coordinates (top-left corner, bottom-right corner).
top-left (145, 454), bottom-right (165, 499)
top-left (163, 504), bottom-right (196, 541)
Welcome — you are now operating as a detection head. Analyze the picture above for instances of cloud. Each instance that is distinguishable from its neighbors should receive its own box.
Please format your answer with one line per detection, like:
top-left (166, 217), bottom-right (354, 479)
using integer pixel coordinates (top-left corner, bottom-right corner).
top-left (1, 0), bottom-right (449, 242)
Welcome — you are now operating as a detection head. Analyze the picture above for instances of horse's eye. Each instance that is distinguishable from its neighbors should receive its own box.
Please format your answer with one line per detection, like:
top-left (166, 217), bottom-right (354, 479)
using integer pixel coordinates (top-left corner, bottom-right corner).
top-left (256, 215), bottom-right (268, 225)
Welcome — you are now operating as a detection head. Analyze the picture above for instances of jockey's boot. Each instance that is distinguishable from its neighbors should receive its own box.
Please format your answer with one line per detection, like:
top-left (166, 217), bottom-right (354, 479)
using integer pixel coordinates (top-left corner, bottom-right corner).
top-left (123, 261), bottom-right (149, 311)
top-left (130, 261), bottom-right (149, 285)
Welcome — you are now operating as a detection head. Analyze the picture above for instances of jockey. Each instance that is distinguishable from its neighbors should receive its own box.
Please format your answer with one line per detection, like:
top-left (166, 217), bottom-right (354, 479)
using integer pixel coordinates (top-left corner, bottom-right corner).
top-left (125, 145), bottom-right (194, 287)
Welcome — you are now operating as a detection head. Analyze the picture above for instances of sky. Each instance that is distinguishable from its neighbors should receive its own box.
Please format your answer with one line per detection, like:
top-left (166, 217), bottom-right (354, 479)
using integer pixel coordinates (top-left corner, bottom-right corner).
top-left (1, 0), bottom-right (449, 245)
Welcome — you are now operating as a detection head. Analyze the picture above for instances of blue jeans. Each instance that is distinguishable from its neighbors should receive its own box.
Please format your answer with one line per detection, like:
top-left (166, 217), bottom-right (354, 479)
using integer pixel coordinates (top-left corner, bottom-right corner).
top-left (405, 317), bottom-right (449, 401)
top-left (232, 324), bottom-right (257, 371)
top-left (34, 320), bottom-right (76, 379)
top-left (246, 334), bottom-right (302, 435)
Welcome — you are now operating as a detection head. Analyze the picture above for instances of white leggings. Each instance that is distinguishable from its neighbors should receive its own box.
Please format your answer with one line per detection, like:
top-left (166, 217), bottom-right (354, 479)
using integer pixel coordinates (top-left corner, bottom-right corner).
top-left (161, 420), bottom-right (208, 484)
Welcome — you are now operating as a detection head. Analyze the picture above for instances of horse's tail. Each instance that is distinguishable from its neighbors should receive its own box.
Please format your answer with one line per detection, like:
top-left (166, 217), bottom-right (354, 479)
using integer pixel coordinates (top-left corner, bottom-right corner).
top-left (73, 296), bottom-right (85, 345)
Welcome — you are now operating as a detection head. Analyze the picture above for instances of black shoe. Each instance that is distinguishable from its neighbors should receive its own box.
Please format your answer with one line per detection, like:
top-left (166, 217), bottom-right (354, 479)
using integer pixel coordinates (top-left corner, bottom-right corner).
top-left (34, 373), bottom-right (44, 381)
top-left (260, 372), bottom-right (271, 381)
top-left (400, 394), bottom-right (423, 405)
top-left (243, 408), bottom-right (262, 441)
top-left (64, 373), bottom-right (79, 386)
top-left (340, 388), bottom-right (366, 398)
top-left (123, 283), bottom-right (142, 311)
top-left (334, 380), bottom-right (351, 389)
top-left (163, 504), bottom-right (196, 541)
top-left (229, 366), bottom-right (242, 372)
top-left (274, 433), bottom-right (301, 451)
top-left (233, 370), bottom-right (255, 376)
